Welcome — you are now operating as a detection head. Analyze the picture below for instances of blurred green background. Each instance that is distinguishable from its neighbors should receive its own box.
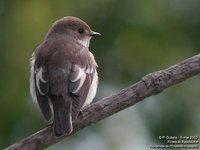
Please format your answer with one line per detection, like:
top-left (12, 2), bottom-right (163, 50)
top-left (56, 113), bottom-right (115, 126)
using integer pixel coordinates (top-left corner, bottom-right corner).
top-left (0, 0), bottom-right (200, 149)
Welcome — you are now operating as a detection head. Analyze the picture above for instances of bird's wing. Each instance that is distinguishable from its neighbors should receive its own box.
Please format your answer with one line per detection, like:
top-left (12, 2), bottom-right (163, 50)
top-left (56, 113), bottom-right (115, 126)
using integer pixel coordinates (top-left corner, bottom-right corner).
top-left (30, 56), bottom-right (52, 121)
top-left (69, 64), bottom-right (95, 119)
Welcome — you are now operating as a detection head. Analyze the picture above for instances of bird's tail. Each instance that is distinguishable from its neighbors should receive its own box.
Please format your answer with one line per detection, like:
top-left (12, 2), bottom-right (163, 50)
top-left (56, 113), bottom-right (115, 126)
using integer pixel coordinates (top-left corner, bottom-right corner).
top-left (51, 95), bottom-right (73, 136)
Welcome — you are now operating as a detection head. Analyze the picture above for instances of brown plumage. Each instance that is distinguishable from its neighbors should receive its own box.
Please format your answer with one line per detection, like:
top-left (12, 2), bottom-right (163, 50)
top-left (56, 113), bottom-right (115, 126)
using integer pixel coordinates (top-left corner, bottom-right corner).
top-left (30, 16), bottom-right (100, 136)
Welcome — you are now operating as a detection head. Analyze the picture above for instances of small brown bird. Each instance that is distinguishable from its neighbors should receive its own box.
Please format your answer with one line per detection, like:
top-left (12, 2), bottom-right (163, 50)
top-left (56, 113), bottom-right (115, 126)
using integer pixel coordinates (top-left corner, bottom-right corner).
top-left (30, 16), bottom-right (100, 136)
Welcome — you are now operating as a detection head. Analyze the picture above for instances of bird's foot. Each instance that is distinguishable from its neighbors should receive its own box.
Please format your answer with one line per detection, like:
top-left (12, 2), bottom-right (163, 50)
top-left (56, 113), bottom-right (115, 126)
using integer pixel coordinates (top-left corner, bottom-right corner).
top-left (78, 109), bottom-right (84, 120)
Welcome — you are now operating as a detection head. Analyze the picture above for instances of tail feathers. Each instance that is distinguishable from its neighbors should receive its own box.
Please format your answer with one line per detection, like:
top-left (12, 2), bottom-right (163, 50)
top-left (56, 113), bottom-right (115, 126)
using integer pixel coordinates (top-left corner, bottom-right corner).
top-left (51, 96), bottom-right (73, 136)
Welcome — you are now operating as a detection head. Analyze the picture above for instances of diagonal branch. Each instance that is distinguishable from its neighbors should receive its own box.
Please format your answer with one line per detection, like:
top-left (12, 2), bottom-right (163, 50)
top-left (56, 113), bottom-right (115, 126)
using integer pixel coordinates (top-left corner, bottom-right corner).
top-left (6, 53), bottom-right (200, 150)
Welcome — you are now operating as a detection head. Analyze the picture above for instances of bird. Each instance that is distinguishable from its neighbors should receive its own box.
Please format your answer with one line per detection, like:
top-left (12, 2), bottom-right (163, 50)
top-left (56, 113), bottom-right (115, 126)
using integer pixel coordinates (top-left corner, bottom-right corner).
top-left (30, 16), bottom-right (100, 136)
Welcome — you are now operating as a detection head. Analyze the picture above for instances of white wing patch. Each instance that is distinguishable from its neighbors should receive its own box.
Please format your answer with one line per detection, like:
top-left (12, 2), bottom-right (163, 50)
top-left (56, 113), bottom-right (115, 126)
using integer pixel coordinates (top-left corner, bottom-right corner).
top-left (30, 52), bottom-right (48, 103)
top-left (70, 64), bottom-right (98, 105)
top-left (86, 66), bottom-right (93, 74)
top-left (35, 67), bottom-right (48, 95)
top-left (82, 52), bottom-right (98, 107)
top-left (83, 70), bottom-right (98, 107)
top-left (70, 65), bottom-right (86, 94)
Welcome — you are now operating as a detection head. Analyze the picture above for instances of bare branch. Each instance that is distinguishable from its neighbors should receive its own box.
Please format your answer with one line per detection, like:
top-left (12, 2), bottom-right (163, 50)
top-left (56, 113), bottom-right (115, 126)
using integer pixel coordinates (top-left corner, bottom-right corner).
top-left (6, 54), bottom-right (200, 150)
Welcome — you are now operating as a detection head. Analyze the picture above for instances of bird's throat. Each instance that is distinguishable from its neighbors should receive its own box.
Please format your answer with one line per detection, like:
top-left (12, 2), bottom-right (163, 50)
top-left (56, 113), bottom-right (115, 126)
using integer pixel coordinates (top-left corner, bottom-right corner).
top-left (77, 37), bottom-right (91, 48)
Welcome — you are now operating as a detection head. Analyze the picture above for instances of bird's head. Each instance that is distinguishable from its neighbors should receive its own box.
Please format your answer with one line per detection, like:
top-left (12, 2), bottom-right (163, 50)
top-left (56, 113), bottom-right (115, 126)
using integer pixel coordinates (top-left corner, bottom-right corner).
top-left (46, 16), bottom-right (101, 47)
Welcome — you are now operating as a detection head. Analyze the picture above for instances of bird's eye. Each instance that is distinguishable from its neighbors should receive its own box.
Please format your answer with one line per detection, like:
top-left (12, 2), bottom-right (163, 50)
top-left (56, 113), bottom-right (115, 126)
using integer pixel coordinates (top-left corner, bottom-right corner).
top-left (78, 28), bottom-right (84, 34)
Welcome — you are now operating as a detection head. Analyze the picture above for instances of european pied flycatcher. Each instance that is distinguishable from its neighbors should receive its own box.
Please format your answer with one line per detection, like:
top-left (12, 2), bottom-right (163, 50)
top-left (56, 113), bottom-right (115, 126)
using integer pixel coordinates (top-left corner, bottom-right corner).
top-left (30, 16), bottom-right (100, 136)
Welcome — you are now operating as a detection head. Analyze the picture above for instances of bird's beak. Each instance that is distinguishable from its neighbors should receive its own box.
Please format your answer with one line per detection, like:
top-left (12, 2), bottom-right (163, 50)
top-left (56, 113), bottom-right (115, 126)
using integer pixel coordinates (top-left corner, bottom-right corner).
top-left (89, 31), bottom-right (101, 36)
